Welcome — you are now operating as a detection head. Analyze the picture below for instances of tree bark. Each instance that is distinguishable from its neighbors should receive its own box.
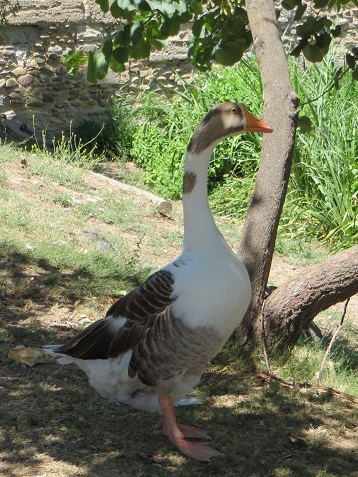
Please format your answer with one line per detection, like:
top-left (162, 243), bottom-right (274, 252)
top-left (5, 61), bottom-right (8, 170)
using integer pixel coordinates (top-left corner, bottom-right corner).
top-left (237, 0), bottom-right (299, 343)
top-left (263, 245), bottom-right (358, 352)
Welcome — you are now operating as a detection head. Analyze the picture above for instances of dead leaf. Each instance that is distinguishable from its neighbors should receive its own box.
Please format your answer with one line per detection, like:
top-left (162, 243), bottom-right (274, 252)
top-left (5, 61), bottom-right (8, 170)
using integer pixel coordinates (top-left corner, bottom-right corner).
top-left (8, 345), bottom-right (48, 366)
top-left (287, 433), bottom-right (306, 444)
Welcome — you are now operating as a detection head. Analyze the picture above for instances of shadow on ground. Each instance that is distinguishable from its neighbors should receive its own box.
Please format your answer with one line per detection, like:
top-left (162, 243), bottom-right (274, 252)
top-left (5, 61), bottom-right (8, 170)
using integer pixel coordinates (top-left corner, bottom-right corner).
top-left (0, 246), bottom-right (357, 477)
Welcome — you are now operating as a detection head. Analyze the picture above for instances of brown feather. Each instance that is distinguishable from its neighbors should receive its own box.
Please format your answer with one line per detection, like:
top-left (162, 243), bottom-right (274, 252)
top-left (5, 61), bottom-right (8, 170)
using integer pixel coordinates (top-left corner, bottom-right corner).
top-left (54, 270), bottom-right (175, 362)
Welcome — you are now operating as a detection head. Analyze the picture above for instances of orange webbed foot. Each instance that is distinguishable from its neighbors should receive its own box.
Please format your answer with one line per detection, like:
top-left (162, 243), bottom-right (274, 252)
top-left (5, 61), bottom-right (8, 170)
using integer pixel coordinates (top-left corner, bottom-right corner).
top-left (158, 395), bottom-right (223, 462)
top-left (175, 438), bottom-right (224, 462)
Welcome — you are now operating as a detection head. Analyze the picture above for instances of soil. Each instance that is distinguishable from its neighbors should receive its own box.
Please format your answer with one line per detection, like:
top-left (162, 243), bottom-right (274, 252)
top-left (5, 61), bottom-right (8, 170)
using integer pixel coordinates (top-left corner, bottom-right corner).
top-left (0, 157), bottom-right (357, 477)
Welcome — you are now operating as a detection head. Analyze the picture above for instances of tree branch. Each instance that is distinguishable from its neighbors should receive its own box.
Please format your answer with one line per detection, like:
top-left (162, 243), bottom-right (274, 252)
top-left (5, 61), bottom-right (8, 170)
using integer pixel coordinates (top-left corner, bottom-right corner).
top-left (263, 245), bottom-right (358, 351)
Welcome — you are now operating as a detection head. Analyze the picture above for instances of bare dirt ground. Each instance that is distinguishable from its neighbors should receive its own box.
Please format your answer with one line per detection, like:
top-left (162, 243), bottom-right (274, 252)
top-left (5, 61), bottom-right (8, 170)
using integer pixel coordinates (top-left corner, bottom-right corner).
top-left (0, 157), bottom-right (357, 477)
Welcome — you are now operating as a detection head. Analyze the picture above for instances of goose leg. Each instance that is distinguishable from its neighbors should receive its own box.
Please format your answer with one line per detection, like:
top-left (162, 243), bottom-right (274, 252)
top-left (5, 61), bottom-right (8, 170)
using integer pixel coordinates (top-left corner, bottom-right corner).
top-left (156, 416), bottom-right (210, 439)
top-left (158, 395), bottom-right (224, 462)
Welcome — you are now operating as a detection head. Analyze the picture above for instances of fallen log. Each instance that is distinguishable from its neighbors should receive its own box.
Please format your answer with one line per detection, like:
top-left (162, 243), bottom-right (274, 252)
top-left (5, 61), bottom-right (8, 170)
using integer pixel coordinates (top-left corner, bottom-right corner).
top-left (85, 171), bottom-right (172, 215)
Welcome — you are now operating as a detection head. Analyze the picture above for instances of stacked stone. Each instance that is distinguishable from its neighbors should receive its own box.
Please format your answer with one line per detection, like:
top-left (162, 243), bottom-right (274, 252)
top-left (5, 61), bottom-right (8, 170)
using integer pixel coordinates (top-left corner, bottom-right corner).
top-left (0, 0), bottom-right (119, 138)
top-left (0, 0), bottom-right (357, 139)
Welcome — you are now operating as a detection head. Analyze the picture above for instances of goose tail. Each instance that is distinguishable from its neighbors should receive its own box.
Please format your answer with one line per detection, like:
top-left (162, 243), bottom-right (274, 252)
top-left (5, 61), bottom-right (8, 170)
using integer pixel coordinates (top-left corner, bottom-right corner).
top-left (43, 345), bottom-right (75, 365)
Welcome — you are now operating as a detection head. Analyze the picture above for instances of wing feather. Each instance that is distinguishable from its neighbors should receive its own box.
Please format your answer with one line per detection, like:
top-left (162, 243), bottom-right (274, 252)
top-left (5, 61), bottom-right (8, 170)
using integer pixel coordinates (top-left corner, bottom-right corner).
top-left (54, 270), bottom-right (175, 361)
top-left (106, 269), bottom-right (175, 323)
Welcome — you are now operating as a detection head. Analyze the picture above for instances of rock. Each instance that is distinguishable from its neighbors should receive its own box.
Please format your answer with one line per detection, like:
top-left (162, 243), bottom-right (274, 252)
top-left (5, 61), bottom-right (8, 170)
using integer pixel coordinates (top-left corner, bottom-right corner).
top-left (5, 78), bottom-right (18, 88)
top-left (48, 45), bottom-right (63, 55)
top-left (12, 67), bottom-right (26, 76)
top-left (78, 227), bottom-right (114, 252)
top-left (18, 74), bottom-right (35, 86)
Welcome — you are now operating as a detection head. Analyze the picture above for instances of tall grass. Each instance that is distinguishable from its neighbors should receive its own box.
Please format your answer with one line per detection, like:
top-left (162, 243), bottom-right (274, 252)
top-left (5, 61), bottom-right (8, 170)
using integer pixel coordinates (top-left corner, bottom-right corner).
top-left (26, 121), bottom-right (104, 170)
top-left (286, 56), bottom-right (357, 250)
top-left (124, 52), bottom-right (357, 250)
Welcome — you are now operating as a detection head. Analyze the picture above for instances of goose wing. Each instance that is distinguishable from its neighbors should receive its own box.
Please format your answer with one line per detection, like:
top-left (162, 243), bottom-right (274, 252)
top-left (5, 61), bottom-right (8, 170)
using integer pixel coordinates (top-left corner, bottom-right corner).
top-left (54, 269), bottom-right (176, 361)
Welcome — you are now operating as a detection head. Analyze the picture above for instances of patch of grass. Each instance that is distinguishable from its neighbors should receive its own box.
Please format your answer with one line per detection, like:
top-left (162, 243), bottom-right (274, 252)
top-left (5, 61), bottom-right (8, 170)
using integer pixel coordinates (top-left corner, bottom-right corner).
top-left (50, 192), bottom-right (74, 208)
top-left (273, 328), bottom-right (358, 397)
top-left (274, 235), bottom-right (328, 265)
top-left (0, 154), bottom-right (153, 302)
top-left (24, 154), bottom-right (87, 190)
top-left (29, 122), bottom-right (105, 171)
top-left (286, 53), bottom-right (358, 251)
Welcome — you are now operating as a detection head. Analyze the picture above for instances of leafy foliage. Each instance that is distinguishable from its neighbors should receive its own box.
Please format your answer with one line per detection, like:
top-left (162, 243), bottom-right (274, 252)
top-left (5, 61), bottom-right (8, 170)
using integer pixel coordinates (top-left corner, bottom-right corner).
top-left (65, 0), bottom-right (358, 82)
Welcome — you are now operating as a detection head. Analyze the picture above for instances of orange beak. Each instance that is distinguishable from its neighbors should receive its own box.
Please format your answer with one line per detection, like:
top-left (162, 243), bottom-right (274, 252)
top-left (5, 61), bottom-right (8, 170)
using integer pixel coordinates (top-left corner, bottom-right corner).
top-left (243, 105), bottom-right (273, 133)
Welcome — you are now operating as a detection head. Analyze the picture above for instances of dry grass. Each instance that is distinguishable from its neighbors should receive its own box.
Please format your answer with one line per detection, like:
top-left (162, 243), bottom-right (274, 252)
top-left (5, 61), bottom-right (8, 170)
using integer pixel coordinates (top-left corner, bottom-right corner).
top-left (0, 147), bottom-right (357, 477)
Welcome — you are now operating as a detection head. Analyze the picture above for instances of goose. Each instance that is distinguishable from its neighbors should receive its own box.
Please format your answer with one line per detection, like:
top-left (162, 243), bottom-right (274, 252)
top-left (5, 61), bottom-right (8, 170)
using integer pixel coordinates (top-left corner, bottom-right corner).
top-left (44, 102), bottom-right (272, 462)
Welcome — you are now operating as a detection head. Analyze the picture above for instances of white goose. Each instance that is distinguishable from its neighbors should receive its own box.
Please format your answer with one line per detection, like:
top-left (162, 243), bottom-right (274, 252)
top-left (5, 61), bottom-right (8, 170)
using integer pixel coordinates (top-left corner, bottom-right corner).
top-left (45, 102), bottom-right (272, 462)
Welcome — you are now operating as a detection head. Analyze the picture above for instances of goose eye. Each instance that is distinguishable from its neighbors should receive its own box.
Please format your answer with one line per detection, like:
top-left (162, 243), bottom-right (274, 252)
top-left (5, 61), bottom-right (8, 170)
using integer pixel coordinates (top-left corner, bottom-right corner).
top-left (231, 107), bottom-right (237, 114)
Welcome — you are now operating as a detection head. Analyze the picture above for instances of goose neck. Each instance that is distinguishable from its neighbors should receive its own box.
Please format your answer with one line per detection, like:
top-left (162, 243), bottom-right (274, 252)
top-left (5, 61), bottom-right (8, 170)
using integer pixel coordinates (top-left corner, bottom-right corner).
top-left (182, 147), bottom-right (219, 251)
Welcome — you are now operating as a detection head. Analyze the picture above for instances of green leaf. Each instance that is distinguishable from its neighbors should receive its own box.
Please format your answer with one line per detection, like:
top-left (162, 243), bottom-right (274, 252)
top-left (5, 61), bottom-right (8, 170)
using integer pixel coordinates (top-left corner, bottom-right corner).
top-left (110, 2), bottom-right (127, 18)
top-left (96, 0), bottom-right (109, 13)
top-left (303, 43), bottom-right (324, 62)
top-left (190, 2), bottom-right (203, 15)
top-left (116, 0), bottom-right (142, 12)
top-left (129, 39), bottom-right (151, 59)
top-left (290, 38), bottom-right (307, 57)
top-left (191, 42), bottom-right (213, 70)
top-left (297, 16), bottom-right (316, 37)
top-left (192, 17), bottom-right (205, 38)
top-left (146, 0), bottom-right (188, 15)
top-left (214, 39), bottom-right (246, 66)
top-left (281, 0), bottom-right (301, 10)
top-left (331, 24), bottom-right (341, 38)
top-left (130, 21), bottom-right (144, 45)
top-left (113, 24), bottom-right (132, 46)
top-left (102, 36), bottom-right (113, 59)
top-left (161, 15), bottom-right (181, 36)
top-left (346, 53), bottom-right (356, 70)
top-left (112, 46), bottom-right (129, 63)
top-left (151, 37), bottom-right (169, 49)
top-left (297, 115), bottom-right (312, 133)
top-left (315, 16), bottom-right (332, 31)
top-left (352, 68), bottom-right (358, 80)
top-left (109, 57), bottom-right (126, 72)
top-left (314, 0), bottom-right (329, 7)
top-left (87, 49), bottom-right (109, 83)
top-left (150, 26), bottom-right (169, 49)
top-left (294, 3), bottom-right (307, 21)
top-left (315, 31), bottom-right (331, 53)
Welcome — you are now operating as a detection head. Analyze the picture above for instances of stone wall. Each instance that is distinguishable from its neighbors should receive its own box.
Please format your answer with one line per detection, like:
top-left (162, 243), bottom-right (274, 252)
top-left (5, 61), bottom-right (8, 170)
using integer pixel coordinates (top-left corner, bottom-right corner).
top-left (0, 0), bottom-right (193, 141)
top-left (0, 0), bottom-right (357, 141)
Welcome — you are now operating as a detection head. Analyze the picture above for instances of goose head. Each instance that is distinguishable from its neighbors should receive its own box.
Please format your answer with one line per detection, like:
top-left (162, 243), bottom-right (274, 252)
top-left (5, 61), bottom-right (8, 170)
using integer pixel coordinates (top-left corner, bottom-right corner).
top-left (187, 101), bottom-right (273, 155)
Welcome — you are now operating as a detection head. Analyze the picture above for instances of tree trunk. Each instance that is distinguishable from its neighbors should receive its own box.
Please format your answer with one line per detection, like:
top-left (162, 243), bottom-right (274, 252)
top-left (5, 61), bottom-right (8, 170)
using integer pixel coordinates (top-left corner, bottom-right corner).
top-left (237, 0), bottom-right (299, 343)
top-left (263, 245), bottom-right (358, 352)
